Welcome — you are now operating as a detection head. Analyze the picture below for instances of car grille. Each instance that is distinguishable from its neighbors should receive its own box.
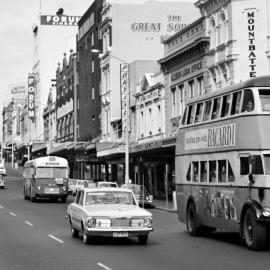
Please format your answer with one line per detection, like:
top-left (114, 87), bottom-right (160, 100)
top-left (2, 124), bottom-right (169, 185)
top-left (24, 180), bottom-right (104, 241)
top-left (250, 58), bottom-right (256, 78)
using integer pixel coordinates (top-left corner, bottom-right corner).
top-left (111, 218), bottom-right (130, 227)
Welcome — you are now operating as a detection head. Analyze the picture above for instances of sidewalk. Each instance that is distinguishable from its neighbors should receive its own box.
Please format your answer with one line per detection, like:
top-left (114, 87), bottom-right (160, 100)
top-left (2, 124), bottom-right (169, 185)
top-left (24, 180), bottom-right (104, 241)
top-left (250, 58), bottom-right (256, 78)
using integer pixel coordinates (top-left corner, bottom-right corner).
top-left (153, 199), bottom-right (177, 213)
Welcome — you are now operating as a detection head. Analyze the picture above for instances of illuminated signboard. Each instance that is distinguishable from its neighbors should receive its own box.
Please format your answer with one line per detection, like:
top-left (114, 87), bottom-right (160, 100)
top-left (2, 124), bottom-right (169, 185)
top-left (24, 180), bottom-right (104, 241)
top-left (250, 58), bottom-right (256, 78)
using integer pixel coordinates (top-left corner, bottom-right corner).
top-left (28, 74), bottom-right (35, 122)
top-left (40, 15), bottom-right (81, 26)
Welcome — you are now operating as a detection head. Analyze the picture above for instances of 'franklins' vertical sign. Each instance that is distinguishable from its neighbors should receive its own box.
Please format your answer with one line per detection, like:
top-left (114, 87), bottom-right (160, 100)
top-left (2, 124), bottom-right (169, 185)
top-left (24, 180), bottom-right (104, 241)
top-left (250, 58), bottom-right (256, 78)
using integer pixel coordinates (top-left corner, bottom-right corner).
top-left (120, 63), bottom-right (129, 135)
top-left (28, 74), bottom-right (35, 122)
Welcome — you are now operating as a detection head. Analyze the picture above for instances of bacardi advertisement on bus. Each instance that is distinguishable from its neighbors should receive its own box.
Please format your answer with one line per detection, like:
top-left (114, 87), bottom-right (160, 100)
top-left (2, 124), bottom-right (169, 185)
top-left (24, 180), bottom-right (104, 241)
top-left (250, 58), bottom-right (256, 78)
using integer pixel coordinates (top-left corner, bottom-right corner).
top-left (28, 74), bottom-right (35, 123)
top-left (185, 124), bottom-right (236, 150)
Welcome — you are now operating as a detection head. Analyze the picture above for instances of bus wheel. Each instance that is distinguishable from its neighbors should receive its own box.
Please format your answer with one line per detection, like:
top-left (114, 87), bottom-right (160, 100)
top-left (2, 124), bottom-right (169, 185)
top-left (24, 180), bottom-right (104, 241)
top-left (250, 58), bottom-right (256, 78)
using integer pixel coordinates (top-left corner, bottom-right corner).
top-left (243, 208), bottom-right (267, 250)
top-left (186, 202), bottom-right (200, 236)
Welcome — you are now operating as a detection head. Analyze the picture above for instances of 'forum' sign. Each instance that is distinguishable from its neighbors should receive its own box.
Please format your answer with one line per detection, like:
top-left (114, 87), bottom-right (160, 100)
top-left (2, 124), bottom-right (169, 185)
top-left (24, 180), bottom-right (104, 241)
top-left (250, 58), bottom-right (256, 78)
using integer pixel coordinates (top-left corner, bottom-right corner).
top-left (28, 74), bottom-right (35, 122)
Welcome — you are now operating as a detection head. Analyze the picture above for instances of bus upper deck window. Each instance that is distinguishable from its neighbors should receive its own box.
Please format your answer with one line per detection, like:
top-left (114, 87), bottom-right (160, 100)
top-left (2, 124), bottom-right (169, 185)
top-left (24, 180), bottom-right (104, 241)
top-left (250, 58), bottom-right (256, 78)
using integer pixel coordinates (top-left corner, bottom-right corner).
top-left (218, 160), bottom-right (227, 183)
top-left (220, 94), bottom-right (232, 118)
top-left (241, 89), bottom-right (254, 112)
top-left (181, 107), bottom-right (187, 125)
top-left (211, 97), bottom-right (221, 120)
top-left (194, 102), bottom-right (203, 123)
top-left (231, 91), bottom-right (242, 115)
top-left (193, 162), bottom-right (199, 182)
top-left (187, 105), bottom-right (195, 125)
top-left (264, 155), bottom-right (270, 174)
top-left (259, 89), bottom-right (270, 111)
top-left (202, 100), bottom-right (212, 122)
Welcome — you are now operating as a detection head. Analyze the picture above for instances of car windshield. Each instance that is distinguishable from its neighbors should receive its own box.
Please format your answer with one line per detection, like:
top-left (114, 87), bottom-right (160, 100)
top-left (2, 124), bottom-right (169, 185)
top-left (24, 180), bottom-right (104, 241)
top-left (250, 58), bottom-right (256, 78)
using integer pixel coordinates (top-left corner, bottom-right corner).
top-left (85, 191), bottom-right (136, 205)
top-left (126, 185), bottom-right (147, 193)
top-left (36, 167), bottom-right (68, 178)
top-left (99, 183), bottom-right (117, 187)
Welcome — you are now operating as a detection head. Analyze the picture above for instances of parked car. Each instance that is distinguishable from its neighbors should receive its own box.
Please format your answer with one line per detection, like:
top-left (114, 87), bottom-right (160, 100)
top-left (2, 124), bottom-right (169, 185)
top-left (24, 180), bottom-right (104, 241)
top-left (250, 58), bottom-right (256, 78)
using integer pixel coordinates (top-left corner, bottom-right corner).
top-left (121, 184), bottom-right (153, 207)
top-left (0, 175), bottom-right (5, 189)
top-left (66, 187), bottom-right (153, 245)
top-left (74, 180), bottom-right (96, 195)
top-left (0, 164), bottom-right (6, 176)
top-left (68, 179), bottom-right (77, 195)
top-left (97, 181), bottom-right (118, 188)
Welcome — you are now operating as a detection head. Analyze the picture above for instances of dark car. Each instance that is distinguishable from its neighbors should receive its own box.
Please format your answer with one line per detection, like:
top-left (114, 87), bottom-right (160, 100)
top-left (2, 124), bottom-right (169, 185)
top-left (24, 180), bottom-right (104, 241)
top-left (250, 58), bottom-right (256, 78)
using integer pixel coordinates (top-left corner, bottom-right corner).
top-left (121, 184), bottom-right (153, 207)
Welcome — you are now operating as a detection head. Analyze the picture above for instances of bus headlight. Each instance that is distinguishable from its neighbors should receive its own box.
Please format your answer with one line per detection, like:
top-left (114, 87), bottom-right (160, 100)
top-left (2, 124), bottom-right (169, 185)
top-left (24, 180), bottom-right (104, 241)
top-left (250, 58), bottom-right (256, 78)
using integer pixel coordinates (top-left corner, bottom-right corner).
top-left (262, 207), bottom-right (270, 217)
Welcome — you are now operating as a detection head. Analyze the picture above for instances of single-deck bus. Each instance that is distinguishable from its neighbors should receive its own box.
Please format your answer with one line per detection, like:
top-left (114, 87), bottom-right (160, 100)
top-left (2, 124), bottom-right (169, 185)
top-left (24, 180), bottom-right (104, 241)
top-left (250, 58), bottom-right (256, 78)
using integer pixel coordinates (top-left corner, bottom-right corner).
top-left (175, 76), bottom-right (270, 250)
top-left (23, 156), bottom-right (69, 203)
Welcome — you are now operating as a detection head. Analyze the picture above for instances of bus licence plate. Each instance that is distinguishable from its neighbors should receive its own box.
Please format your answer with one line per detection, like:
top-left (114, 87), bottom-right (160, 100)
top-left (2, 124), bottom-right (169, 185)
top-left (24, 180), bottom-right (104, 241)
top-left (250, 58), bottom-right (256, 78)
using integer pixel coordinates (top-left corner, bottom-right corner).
top-left (45, 188), bottom-right (59, 194)
top-left (113, 232), bottom-right (128, 237)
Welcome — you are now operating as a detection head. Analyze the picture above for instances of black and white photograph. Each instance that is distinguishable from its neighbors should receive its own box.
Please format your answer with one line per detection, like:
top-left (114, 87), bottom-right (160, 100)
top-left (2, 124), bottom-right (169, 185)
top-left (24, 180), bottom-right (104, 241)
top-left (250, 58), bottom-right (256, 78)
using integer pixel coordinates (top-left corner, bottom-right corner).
top-left (1, 0), bottom-right (270, 269)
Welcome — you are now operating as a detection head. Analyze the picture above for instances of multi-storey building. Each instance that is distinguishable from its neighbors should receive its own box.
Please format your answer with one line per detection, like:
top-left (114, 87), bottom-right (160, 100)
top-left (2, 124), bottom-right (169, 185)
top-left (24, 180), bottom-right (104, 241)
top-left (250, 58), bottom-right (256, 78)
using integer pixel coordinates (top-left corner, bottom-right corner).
top-left (195, 0), bottom-right (270, 90)
top-left (95, 0), bottom-right (200, 184)
top-left (30, 8), bottom-right (80, 144)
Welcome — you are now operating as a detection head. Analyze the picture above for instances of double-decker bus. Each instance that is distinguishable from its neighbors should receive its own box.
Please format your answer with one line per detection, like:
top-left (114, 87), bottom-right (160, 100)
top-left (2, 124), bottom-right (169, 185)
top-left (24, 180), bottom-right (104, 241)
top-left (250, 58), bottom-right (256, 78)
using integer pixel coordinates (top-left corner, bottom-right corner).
top-left (23, 156), bottom-right (69, 203)
top-left (175, 76), bottom-right (270, 250)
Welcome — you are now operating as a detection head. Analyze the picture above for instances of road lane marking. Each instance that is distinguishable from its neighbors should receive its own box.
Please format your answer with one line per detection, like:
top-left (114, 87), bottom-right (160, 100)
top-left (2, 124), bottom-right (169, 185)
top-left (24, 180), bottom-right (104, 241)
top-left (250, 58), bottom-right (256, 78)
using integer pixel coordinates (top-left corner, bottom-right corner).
top-left (97, 263), bottom-right (112, 270)
top-left (25, 220), bottom-right (33, 227)
top-left (0, 205), bottom-right (4, 209)
top-left (9, 212), bottom-right (16, 216)
top-left (48, 234), bottom-right (64, 244)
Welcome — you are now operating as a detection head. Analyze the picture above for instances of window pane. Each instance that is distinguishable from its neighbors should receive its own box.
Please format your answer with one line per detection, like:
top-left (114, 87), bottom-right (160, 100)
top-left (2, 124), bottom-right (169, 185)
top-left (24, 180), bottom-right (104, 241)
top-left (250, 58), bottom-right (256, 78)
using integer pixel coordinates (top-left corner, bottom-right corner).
top-left (211, 97), bottom-right (221, 119)
top-left (194, 102), bottom-right (203, 123)
top-left (181, 107), bottom-right (187, 125)
top-left (259, 89), bottom-right (270, 111)
top-left (231, 91), bottom-right (242, 115)
top-left (209, 161), bottom-right (216, 182)
top-left (193, 162), bottom-right (199, 182)
top-left (240, 157), bottom-right (249, 175)
top-left (264, 155), bottom-right (270, 175)
top-left (218, 160), bottom-right (227, 183)
top-left (186, 163), bottom-right (191, 181)
top-left (187, 105), bottom-right (195, 124)
top-left (220, 94), bottom-right (231, 117)
top-left (200, 161), bottom-right (207, 182)
top-left (228, 162), bottom-right (235, 182)
top-left (202, 100), bottom-right (212, 122)
top-left (241, 89), bottom-right (254, 112)
top-left (252, 155), bottom-right (263, 174)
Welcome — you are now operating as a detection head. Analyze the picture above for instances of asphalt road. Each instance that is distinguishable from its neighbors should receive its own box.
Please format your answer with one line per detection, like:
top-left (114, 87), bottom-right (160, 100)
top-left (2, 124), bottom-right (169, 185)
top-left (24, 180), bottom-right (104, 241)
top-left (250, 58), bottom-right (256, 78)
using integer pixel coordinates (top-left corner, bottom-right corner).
top-left (0, 175), bottom-right (270, 270)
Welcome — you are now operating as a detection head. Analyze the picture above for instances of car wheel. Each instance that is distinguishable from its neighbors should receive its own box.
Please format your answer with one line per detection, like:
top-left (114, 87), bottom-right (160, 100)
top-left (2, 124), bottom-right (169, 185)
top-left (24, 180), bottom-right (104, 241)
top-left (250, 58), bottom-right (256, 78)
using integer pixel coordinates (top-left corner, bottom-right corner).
top-left (138, 235), bottom-right (148, 245)
top-left (243, 208), bottom-right (267, 250)
top-left (71, 227), bottom-right (79, 238)
top-left (82, 229), bottom-right (90, 244)
top-left (186, 202), bottom-right (200, 236)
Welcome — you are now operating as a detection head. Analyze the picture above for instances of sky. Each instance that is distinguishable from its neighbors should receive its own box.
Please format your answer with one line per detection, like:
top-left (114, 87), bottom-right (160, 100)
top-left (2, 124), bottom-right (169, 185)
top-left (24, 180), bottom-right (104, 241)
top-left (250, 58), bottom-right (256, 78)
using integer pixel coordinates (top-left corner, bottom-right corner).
top-left (0, 0), bottom-right (197, 113)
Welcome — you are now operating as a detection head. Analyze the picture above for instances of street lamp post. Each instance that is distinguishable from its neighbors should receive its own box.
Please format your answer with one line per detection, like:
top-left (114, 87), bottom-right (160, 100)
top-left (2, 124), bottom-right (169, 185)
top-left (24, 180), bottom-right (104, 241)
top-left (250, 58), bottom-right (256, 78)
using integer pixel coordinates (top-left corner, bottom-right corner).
top-left (91, 49), bottom-right (130, 184)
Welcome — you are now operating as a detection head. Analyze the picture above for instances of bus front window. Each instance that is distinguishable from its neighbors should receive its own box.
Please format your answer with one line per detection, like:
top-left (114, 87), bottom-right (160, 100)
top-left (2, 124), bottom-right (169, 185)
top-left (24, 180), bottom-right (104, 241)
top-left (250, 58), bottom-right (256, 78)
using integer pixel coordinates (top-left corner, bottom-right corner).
top-left (259, 89), bottom-right (270, 111)
top-left (36, 167), bottom-right (68, 178)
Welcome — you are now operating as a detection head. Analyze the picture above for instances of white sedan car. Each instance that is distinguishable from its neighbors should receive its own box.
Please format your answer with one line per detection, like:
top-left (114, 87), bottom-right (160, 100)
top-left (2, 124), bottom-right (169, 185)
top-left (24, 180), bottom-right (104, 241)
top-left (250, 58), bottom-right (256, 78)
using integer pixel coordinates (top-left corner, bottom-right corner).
top-left (66, 187), bottom-right (153, 245)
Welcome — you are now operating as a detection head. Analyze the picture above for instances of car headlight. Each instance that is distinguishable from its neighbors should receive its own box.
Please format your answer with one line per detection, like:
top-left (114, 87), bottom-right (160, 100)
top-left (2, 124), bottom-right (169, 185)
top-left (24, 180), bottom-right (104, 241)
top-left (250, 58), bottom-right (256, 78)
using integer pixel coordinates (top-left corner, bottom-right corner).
top-left (144, 217), bottom-right (152, 228)
top-left (87, 218), bottom-right (96, 228)
top-left (130, 218), bottom-right (145, 227)
top-left (96, 219), bottom-right (111, 228)
top-left (262, 207), bottom-right (270, 217)
top-left (37, 186), bottom-right (41, 191)
top-left (63, 187), bottom-right (66, 191)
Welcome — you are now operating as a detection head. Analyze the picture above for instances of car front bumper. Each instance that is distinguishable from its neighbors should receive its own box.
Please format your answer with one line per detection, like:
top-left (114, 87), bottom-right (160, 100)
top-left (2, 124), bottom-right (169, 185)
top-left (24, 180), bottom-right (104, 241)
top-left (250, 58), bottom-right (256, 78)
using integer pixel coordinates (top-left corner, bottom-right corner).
top-left (84, 227), bottom-right (153, 237)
